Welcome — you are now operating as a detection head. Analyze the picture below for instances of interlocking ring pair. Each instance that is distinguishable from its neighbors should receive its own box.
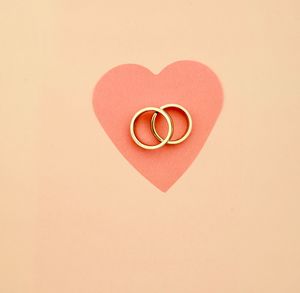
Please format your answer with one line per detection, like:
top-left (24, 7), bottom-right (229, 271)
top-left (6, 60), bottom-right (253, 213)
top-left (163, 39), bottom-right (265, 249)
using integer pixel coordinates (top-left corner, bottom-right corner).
top-left (130, 103), bottom-right (192, 150)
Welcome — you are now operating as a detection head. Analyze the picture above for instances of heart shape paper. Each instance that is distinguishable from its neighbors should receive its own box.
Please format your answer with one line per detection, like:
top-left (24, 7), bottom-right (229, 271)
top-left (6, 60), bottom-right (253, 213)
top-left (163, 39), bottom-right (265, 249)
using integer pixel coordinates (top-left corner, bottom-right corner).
top-left (93, 61), bottom-right (223, 191)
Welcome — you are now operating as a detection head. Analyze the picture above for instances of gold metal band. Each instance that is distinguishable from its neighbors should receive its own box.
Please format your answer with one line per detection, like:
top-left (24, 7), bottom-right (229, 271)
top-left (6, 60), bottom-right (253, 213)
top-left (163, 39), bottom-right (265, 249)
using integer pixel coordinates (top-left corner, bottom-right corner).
top-left (130, 107), bottom-right (174, 150)
top-left (150, 104), bottom-right (192, 145)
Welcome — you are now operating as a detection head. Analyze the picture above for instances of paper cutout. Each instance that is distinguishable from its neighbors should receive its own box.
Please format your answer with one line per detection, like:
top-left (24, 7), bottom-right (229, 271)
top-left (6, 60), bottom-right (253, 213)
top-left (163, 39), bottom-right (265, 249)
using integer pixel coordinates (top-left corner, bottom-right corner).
top-left (93, 61), bottom-right (223, 191)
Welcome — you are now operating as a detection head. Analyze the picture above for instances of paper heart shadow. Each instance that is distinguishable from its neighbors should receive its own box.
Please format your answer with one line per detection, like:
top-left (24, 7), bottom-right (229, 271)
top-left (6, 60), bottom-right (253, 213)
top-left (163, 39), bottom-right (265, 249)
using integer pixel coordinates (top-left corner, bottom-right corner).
top-left (93, 61), bottom-right (223, 192)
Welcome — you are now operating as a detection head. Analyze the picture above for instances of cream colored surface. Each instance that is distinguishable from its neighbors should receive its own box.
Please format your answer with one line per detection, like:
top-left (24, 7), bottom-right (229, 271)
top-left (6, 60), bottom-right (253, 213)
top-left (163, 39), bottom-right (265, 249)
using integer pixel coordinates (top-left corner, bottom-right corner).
top-left (1, 0), bottom-right (300, 292)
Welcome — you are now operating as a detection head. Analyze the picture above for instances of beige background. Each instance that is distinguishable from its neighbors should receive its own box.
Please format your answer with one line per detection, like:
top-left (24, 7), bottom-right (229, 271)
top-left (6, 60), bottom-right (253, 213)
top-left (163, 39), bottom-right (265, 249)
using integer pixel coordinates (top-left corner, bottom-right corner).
top-left (1, 0), bottom-right (300, 292)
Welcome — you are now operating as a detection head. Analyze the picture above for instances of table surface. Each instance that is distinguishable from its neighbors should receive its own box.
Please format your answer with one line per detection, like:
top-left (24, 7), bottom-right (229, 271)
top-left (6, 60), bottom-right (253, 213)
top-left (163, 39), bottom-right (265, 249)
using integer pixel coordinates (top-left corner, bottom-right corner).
top-left (1, 1), bottom-right (299, 292)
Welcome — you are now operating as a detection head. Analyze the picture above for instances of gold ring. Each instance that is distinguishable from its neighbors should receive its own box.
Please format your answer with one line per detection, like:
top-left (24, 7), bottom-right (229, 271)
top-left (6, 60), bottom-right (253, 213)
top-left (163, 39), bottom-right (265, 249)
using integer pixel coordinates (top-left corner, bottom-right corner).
top-left (150, 103), bottom-right (192, 145)
top-left (130, 107), bottom-right (174, 150)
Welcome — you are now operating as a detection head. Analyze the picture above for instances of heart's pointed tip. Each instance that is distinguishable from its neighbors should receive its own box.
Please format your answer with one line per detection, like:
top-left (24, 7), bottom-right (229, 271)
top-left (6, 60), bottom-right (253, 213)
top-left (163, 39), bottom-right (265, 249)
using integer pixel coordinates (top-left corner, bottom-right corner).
top-left (154, 183), bottom-right (173, 193)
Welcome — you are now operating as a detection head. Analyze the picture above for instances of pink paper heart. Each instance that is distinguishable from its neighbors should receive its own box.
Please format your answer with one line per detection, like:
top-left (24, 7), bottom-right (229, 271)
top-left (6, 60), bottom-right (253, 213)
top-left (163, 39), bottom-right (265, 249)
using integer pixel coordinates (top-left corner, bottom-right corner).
top-left (93, 61), bottom-right (223, 191)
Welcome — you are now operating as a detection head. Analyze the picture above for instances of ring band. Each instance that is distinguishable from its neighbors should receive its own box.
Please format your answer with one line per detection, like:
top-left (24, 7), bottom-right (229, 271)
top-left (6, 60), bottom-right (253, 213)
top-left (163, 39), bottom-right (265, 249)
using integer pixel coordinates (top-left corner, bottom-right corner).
top-left (130, 107), bottom-right (174, 150)
top-left (150, 104), bottom-right (192, 145)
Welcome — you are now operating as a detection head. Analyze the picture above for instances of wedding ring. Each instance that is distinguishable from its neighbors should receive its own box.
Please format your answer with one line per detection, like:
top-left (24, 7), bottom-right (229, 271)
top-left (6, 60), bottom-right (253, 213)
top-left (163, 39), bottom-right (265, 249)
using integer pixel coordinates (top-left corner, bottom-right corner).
top-left (130, 107), bottom-right (174, 150)
top-left (150, 104), bottom-right (192, 145)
